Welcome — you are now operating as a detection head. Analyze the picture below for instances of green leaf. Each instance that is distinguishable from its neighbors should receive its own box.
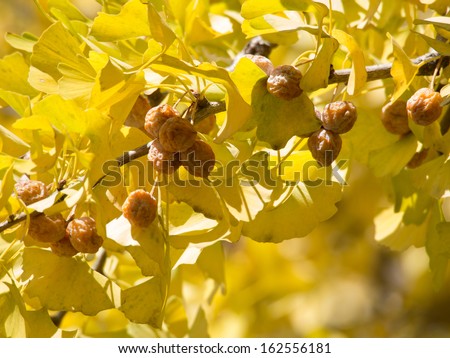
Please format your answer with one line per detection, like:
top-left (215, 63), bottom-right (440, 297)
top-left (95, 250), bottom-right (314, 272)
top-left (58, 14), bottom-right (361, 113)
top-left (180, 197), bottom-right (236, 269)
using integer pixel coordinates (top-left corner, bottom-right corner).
top-left (333, 29), bottom-right (367, 96)
top-left (31, 22), bottom-right (95, 81)
top-left (0, 53), bottom-right (39, 97)
top-left (20, 248), bottom-right (120, 315)
top-left (251, 78), bottom-right (320, 149)
top-left (91, 0), bottom-right (151, 41)
top-left (120, 277), bottom-right (165, 327)
top-left (301, 38), bottom-right (339, 92)
top-left (242, 181), bottom-right (342, 243)
top-left (388, 33), bottom-right (419, 102)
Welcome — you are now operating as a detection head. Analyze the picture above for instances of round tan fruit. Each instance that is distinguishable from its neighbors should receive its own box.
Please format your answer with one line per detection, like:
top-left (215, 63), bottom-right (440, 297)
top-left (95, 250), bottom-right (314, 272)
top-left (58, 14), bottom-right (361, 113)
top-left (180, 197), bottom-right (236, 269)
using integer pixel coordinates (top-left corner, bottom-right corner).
top-left (15, 180), bottom-right (49, 205)
top-left (28, 213), bottom-right (66, 243)
top-left (180, 140), bottom-right (215, 178)
top-left (67, 217), bottom-right (103, 254)
top-left (266, 65), bottom-right (303, 100)
top-left (243, 54), bottom-right (274, 75)
top-left (321, 101), bottom-right (357, 134)
top-left (194, 114), bottom-right (216, 134)
top-left (307, 129), bottom-right (342, 167)
top-left (144, 104), bottom-right (179, 138)
top-left (50, 233), bottom-right (79, 257)
top-left (158, 116), bottom-right (197, 153)
top-left (148, 140), bottom-right (181, 175)
top-left (381, 100), bottom-right (410, 135)
top-left (122, 189), bottom-right (157, 228)
top-left (407, 87), bottom-right (442, 126)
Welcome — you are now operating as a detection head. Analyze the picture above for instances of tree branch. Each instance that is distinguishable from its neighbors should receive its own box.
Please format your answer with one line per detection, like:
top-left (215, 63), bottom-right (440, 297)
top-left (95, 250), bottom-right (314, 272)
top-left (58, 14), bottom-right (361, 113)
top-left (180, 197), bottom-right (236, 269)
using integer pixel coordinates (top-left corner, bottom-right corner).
top-left (329, 52), bottom-right (448, 84)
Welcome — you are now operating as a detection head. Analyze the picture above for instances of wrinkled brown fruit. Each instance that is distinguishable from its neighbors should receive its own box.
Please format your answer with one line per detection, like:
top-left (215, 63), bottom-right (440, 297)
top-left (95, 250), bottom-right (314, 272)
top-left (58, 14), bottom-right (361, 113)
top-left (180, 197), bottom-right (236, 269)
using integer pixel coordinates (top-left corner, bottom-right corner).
top-left (267, 65), bottom-right (303, 100)
top-left (159, 116), bottom-right (197, 152)
top-left (381, 100), bottom-right (410, 135)
top-left (144, 104), bottom-right (180, 138)
top-left (28, 213), bottom-right (66, 243)
top-left (122, 189), bottom-right (157, 228)
top-left (180, 140), bottom-right (216, 178)
top-left (148, 140), bottom-right (181, 175)
top-left (307, 129), bottom-right (342, 167)
top-left (407, 88), bottom-right (442, 126)
top-left (321, 101), bottom-right (357, 134)
top-left (67, 217), bottom-right (103, 254)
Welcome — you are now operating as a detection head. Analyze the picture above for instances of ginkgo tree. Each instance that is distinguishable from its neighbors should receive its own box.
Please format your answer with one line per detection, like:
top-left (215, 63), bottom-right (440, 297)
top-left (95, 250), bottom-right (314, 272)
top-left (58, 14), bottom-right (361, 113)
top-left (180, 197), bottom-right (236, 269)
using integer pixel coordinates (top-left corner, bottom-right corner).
top-left (0, 0), bottom-right (449, 338)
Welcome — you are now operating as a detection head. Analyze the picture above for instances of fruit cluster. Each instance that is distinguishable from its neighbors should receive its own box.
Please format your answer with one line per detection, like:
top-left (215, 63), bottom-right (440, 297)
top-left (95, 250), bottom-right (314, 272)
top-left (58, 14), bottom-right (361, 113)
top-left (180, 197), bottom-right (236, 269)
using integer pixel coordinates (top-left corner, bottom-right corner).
top-left (144, 103), bottom-right (216, 178)
top-left (15, 180), bottom-right (103, 257)
top-left (381, 87), bottom-right (443, 135)
top-left (246, 55), bottom-right (355, 166)
top-left (381, 87), bottom-right (443, 168)
top-left (308, 101), bottom-right (358, 167)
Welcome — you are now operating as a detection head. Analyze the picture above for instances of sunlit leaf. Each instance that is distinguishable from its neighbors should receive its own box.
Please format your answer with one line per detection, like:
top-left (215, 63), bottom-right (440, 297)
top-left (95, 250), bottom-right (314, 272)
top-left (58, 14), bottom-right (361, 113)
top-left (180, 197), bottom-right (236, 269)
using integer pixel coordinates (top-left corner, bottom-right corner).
top-left (242, 181), bottom-right (342, 243)
top-left (91, 0), bottom-right (151, 41)
top-left (120, 277), bottom-right (165, 326)
top-left (301, 38), bottom-right (339, 92)
top-left (388, 34), bottom-right (419, 102)
top-left (332, 30), bottom-right (367, 96)
top-left (5, 32), bottom-right (38, 53)
top-left (414, 16), bottom-right (450, 31)
top-left (0, 53), bottom-right (38, 97)
top-left (31, 22), bottom-right (95, 81)
top-left (20, 248), bottom-right (121, 315)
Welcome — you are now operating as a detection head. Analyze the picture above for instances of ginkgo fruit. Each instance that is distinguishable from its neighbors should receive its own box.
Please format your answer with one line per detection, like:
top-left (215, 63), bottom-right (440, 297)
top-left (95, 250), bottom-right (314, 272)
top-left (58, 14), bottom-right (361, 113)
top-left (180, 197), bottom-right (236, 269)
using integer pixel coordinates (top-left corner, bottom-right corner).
top-left (15, 180), bottom-right (49, 205)
top-left (144, 104), bottom-right (180, 138)
top-left (159, 116), bottom-right (197, 152)
top-left (180, 140), bottom-right (216, 178)
top-left (407, 88), bottom-right (442, 126)
top-left (243, 54), bottom-right (274, 75)
top-left (50, 233), bottom-right (79, 257)
top-left (266, 65), bottom-right (303, 100)
top-left (28, 213), bottom-right (66, 243)
top-left (67, 217), bottom-right (103, 254)
top-left (194, 114), bottom-right (216, 134)
top-left (321, 101), bottom-right (358, 134)
top-left (381, 100), bottom-right (410, 135)
top-left (307, 128), bottom-right (342, 167)
top-left (122, 189), bottom-right (157, 227)
top-left (148, 140), bottom-right (181, 175)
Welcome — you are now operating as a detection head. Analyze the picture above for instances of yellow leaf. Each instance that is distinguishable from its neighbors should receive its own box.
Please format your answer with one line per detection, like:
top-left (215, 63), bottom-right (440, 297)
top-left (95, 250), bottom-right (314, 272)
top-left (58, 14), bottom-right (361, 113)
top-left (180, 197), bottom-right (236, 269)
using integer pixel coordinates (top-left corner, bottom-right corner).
top-left (332, 30), bottom-right (367, 95)
top-left (388, 33), bottom-right (419, 102)
top-left (301, 38), bottom-right (339, 92)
